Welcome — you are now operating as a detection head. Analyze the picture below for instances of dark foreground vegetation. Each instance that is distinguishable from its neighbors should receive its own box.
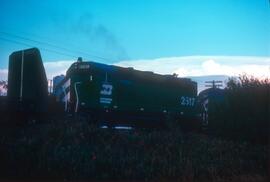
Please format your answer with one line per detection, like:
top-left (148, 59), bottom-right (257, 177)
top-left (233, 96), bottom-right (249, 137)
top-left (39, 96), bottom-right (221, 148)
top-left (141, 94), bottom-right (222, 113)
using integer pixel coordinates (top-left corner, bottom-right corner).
top-left (0, 116), bottom-right (268, 181)
top-left (0, 75), bottom-right (269, 181)
top-left (208, 75), bottom-right (270, 144)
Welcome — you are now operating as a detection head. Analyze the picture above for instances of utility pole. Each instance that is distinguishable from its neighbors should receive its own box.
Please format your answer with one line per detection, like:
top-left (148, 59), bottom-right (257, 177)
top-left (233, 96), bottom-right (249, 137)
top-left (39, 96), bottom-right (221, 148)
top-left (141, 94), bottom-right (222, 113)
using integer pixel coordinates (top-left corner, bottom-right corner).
top-left (205, 80), bottom-right (223, 89)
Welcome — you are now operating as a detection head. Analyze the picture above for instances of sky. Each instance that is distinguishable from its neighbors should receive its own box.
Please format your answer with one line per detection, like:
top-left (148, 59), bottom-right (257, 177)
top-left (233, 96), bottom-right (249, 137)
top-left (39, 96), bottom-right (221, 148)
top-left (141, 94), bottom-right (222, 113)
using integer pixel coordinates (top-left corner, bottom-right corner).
top-left (0, 0), bottom-right (269, 81)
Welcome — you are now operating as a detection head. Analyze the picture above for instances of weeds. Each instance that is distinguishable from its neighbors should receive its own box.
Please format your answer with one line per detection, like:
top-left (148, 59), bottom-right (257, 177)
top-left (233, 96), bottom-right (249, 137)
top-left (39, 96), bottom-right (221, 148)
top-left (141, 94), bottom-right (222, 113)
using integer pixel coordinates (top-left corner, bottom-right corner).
top-left (0, 116), bottom-right (268, 181)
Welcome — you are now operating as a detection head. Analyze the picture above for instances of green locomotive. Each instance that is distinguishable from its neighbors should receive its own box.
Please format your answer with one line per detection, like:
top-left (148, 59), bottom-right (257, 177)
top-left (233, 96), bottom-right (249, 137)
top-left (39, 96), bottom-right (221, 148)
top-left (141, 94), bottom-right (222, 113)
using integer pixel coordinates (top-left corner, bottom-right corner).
top-left (56, 58), bottom-right (197, 127)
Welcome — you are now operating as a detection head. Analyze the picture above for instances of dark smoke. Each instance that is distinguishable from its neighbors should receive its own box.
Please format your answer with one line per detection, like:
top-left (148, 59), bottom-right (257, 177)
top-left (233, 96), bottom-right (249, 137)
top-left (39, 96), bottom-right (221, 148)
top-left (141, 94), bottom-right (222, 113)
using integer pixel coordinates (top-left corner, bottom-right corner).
top-left (70, 13), bottom-right (128, 61)
top-left (51, 12), bottom-right (129, 62)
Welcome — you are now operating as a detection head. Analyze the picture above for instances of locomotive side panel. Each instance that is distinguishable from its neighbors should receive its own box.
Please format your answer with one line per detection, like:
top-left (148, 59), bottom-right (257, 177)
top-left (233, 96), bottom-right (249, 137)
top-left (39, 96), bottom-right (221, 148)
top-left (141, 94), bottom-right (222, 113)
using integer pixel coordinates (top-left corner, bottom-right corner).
top-left (64, 61), bottom-right (197, 125)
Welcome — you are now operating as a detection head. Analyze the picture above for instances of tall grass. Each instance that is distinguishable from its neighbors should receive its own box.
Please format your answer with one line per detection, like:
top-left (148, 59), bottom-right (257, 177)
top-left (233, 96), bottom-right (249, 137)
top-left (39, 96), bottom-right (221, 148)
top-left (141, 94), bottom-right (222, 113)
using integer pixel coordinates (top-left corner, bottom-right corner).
top-left (208, 75), bottom-right (270, 143)
top-left (0, 117), bottom-right (268, 181)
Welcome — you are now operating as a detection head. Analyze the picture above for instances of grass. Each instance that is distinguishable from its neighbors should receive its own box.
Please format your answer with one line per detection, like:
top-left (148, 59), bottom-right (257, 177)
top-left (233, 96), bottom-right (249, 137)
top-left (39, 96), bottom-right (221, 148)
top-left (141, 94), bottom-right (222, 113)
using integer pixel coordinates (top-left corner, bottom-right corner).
top-left (0, 115), bottom-right (268, 181)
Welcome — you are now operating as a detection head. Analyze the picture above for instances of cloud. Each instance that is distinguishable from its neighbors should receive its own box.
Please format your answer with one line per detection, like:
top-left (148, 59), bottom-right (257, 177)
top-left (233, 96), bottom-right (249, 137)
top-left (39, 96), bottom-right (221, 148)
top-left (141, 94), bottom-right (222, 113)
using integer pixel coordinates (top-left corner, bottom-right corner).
top-left (0, 61), bottom-right (73, 81)
top-left (0, 69), bottom-right (8, 81)
top-left (114, 56), bottom-right (270, 79)
top-left (44, 61), bottom-right (73, 79)
top-left (115, 56), bottom-right (270, 93)
top-left (1, 56), bottom-right (269, 84)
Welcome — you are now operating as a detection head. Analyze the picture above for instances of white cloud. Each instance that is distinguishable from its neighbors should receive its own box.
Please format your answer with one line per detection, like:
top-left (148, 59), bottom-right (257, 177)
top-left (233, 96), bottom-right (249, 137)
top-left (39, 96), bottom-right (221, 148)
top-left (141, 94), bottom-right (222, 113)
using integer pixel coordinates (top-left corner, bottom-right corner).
top-left (0, 61), bottom-right (73, 81)
top-left (1, 56), bottom-right (269, 83)
top-left (114, 56), bottom-right (270, 79)
top-left (44, 60), bottom-right (73, 79)
top-left (0, 69), bottom-right (8, 81)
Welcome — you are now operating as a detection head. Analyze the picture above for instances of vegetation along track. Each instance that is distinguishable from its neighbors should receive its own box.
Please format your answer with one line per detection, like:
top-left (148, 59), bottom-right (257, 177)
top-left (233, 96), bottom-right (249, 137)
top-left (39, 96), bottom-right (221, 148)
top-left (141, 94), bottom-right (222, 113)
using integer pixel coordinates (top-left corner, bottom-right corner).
top-left (0, 115), bottom-right (268, 181)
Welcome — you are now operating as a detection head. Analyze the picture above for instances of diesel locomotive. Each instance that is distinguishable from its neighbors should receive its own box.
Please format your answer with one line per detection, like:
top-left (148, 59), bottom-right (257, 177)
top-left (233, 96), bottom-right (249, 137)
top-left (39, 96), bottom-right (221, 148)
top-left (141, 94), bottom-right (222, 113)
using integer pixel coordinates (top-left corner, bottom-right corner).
top-left (6, 48), bottom-right (199, 127)
top-left (54, 58), bottom-right (198, 127)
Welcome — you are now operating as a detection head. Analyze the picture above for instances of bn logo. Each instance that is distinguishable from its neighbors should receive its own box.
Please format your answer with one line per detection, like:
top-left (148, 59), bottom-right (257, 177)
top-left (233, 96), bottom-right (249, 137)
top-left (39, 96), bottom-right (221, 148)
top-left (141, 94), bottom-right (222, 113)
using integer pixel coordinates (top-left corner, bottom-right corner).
top-left (100, 83), bottom-right (113, 96)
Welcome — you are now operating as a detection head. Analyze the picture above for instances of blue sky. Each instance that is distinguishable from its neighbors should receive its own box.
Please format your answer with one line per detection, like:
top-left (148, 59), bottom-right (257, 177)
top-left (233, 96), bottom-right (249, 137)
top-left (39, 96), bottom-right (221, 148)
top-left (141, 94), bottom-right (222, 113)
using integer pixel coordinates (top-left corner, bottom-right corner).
top-left (0, 0), bottom-right (269, 79)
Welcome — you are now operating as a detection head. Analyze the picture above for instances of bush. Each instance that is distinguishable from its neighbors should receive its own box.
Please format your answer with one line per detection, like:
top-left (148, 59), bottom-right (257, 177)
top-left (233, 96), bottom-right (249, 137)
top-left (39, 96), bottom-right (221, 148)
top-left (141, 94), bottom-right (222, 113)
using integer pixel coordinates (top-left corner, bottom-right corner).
top-left (208, 75), bottom-right (270, 143)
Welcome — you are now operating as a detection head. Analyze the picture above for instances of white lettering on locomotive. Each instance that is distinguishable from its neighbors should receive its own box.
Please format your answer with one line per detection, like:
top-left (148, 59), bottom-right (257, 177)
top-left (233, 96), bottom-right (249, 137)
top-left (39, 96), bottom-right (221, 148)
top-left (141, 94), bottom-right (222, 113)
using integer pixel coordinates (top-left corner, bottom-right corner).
top-left (100, 97), bottom-right (112, 104)
top-left (100, 84), bottom-right (113, 95)
top-left (180, 96), bottom-right (195, 106)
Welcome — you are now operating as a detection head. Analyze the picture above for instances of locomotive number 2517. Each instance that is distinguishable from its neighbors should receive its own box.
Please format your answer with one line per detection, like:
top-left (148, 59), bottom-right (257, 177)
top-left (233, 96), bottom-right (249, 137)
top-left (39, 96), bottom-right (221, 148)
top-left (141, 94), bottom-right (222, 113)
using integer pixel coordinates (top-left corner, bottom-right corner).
top-left (180, 96), bottom-right (195, 106)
